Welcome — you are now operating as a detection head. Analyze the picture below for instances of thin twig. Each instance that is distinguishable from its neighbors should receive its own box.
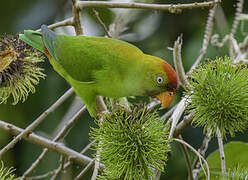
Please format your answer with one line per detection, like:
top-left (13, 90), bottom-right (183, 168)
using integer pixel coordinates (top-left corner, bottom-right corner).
top-left (93, 9), bottom-right (112, 38)
top-left (192, 129), bottom-right (212, 179)
top-left (75, 158), bottom-right (96, 180)
top-left (78, 1), bottom-right (220, 12)
top-left (229, 0), bottom-right (244, 58)
top-left (20, 106), bottom-right (86, 179)
top-left (21, 151), bottom-right (48, 180)
top-left (173, 112), bottom-right (194, 138)
top-left (0, 120), bottom-right (100, 167)
top-left (53, 106), bottom-right (86, 140)
top-left (239, 36), bottom-right (248, 52)
top-left (95, 96), bottom-right (108, 115)
top-left (216, 128), bottom-right (226, 175)
top-left (91, 138), bottom-right (101, 180)
top-left (49, 18), bottom-right (74, 30)
top-left (173, 34), bottom-right (187, 87)
top-left (50, 156), bottom-right (65, 180)
top-left (168, 96), bottom-right (187, 138)
top-left (64, 140), bottom-right (96, 170)
top-left (26, 170), bottom-right (56, 180)
top-left (174, 138), bottom-right (210, 180)
top-left (160, 104), bottom-right (177, 123)
top-left (211, 34), bottom-right (229, 48)
top-left (0, 88), bottom-right (74, 159)
top-left (53, 97), bottom-right (84, 137)
top-left (36, 18), bottom-right (74, 32)
top-left (189, 4), bottom-right (217, 73)
top-left (91, 156), bottom-right (100, 179)
top-left (230, 0), bottom-right (244, 36)
top-left (178, 135), bottom-right (193, 180)
top-left (229, 35), bottom-right (243, 63)
top-left (92, 97), bottom-right (108, 179)
top-left (81, 140), bottom-right (96, 155)
top-left (72, 0), bottom-right (83, 35)
top-left (48, 18), bottom-right (73, 30)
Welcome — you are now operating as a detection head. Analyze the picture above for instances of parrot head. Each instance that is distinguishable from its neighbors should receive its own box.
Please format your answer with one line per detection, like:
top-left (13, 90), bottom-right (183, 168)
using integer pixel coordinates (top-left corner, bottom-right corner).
top-left (143, 55), bottom-right (179, 109)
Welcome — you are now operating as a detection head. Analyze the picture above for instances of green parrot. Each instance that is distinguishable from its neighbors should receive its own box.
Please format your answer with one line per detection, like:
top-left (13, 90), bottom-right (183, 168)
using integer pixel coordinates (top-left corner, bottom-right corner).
top-left (19, 25), bottom-right (179, 117)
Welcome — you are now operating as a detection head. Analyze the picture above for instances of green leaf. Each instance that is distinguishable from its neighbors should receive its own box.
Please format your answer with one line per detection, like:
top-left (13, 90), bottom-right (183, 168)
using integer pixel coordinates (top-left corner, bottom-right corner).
top-left (198, 141), bottom-right (248, 179)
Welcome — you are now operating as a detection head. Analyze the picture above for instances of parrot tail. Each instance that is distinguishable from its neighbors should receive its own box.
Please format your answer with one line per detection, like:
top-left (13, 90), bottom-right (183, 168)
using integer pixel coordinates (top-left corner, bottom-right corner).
top-left (19, 30), bottom-right (44, 53)
top-left (41, 25), bottom-right (57, 60)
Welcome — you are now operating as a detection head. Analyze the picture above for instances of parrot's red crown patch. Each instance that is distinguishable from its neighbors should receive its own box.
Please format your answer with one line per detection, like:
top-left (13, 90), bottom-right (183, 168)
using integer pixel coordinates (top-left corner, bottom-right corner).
top-left (162, 61), bottom-right (179, 91)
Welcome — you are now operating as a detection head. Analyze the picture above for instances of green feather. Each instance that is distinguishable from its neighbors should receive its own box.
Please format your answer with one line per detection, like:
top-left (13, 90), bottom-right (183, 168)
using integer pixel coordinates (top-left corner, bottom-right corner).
top-left (19, 30), bottom-right (44, 53)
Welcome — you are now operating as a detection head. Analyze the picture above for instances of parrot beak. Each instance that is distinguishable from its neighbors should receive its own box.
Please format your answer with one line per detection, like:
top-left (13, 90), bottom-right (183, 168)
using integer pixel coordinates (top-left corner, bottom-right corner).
top-left (156, 91), bottom-right (176, 109)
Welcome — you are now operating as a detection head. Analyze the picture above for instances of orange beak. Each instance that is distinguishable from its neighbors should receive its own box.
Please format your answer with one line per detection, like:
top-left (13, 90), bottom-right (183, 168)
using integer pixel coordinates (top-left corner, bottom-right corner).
top-left (156, 91), bottom-right (176, 109)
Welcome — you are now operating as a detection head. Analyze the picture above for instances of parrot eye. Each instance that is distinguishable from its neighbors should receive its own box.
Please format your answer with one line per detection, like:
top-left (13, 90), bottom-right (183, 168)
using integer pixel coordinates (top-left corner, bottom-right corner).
top-left (156, 76), bottom-right (163, 84)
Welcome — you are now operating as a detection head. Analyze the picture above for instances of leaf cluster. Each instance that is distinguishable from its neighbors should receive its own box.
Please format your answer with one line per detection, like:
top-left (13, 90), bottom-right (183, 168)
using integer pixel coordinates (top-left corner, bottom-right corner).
top-left (186, 57), bottom-right (248, 137)
top-left (91, 107), bottom-right (170, 180)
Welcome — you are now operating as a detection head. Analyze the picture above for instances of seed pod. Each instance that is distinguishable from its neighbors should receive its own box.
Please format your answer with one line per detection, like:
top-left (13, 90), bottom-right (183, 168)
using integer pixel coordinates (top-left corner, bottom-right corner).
top-left (0, 35), bottom-right (45, 104)
top-left (91, 107), bottom-right (170, 180)
top-left (186, 57), bottom-right (248, 137)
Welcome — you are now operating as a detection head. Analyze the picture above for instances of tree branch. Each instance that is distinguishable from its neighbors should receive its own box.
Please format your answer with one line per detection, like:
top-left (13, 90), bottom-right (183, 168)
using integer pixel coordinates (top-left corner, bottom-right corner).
top-left (173, 112), bottom-right (194, 138)
top-left (230, 0), bottom-right (244, 36)
top-left (49, 18), bottom-right (74, 30)
top-left (50, 156), bottom-right (65, 180)
top-left (178, 135), bottom-right (193, 180)
top-left (27, 170), bottom-right (56, 180)
top-left (64, 140), bottom-right (96, 171)
top-left (78, 1), bottom-right (220, 12)
top-left (20, 106), bottom-right (86, 179)
top-left (174, 138), bottom-right (210, 180)
top-left (36, 18), bottom-right (74, 32)
top-left (72, 0), bottom-right (83, 35)
top-left (216, 128), bottom-right (226, 175)
top-left (0, 120), bottom-right (103, 168)
top-left (189, 4), bottom-right (217, 73)
top-left (75, 158), bottom-right (95, 180)
top-left (173, 35), bottom-right (187, 87)
top-left (93, 9), bottom-right (112, 38)
top-left (168, 96), bottom-right (187, 138)
top-left (0, 88), bottom-right (74, 159)
top-left (192, 129), bottom-right (212, 179)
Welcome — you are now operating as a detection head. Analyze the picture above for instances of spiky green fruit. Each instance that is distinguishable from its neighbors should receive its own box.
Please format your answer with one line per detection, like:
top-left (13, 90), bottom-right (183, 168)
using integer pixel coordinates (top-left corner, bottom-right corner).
top-left (0, 161), bottom-right (18, 180)
top-left (0, 35), bottom-right (45, 104)
top-left (186, 57), bottom-right (248, 137)
top-left (91, 107), bottom-right (170, 180)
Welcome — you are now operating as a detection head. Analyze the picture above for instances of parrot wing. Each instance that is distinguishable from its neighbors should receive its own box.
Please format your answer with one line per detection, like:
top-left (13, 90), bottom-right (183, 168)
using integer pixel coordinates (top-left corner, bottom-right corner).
top-left (41, 25), bottom-right (143, 82)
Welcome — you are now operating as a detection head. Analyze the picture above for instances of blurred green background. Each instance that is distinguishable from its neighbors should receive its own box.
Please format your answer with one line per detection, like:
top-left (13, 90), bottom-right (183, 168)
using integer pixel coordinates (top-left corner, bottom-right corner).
top-left (0, 0), bottom-right (248, 179)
